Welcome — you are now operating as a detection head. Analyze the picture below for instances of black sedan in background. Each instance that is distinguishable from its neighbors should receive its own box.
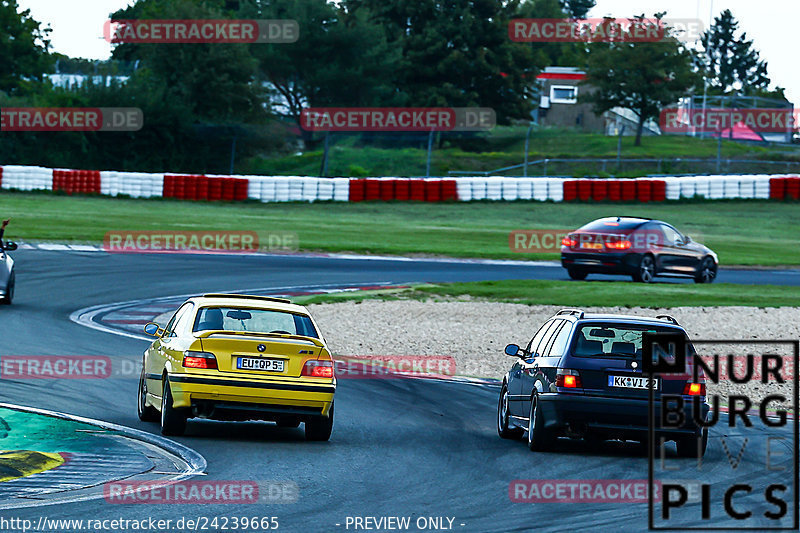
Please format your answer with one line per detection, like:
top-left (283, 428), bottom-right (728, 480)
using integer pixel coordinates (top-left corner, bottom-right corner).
top-left (560, 216), bottom-right (718, 283)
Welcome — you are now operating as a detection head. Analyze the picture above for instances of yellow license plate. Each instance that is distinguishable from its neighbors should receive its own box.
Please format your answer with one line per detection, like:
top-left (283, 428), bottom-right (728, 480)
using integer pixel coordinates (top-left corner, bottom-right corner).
top-left (581, 242), bottom-right (603, 249)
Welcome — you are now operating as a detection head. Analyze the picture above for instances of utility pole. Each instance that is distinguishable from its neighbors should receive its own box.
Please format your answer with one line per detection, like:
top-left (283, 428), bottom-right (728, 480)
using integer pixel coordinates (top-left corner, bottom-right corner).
top-left (523, 122), bottom-right (534, 177)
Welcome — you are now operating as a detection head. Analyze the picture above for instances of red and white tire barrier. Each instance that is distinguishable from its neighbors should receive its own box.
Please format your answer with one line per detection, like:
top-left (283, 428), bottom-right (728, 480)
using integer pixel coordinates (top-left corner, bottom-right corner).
top-left (0, 165), bottom-right (797, 202)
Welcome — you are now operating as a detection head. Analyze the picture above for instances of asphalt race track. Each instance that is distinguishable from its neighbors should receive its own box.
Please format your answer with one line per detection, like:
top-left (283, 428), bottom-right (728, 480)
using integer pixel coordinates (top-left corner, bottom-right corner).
top-left (1, 249), bottom-right (797, 532)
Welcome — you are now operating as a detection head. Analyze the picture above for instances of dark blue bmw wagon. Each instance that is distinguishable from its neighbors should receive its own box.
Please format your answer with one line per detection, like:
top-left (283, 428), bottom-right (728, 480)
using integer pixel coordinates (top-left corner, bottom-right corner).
top-left (497, 309), bottom-right (710, 457)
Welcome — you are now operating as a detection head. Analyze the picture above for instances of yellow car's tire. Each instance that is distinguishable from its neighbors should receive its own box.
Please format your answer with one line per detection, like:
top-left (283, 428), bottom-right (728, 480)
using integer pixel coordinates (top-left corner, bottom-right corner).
top-left (137, 370), bottom-right (158, 422)
top-left (161, 377), bottom-right (187, 436)
top-left (305, 401), bottom-right (333, 441)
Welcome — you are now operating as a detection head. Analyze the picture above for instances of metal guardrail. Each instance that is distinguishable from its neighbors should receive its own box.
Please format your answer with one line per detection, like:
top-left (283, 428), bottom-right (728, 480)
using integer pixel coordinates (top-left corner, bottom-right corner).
top-left (447, 158), bottom-right (800, 177)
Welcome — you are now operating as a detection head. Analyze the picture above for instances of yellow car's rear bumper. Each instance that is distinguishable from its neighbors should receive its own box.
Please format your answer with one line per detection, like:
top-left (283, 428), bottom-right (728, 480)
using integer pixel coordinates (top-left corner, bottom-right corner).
top-left (168, 373), bottom-right (335, 416)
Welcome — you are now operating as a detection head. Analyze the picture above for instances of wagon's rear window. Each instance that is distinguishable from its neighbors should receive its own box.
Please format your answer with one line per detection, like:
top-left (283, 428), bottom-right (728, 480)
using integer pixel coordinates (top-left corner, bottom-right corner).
top-left (570, 323), bottom-right (690, 359)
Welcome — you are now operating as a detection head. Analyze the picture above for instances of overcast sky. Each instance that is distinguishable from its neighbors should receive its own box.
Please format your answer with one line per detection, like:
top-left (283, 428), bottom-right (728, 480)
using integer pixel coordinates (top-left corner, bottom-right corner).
top-left (19, 0), bottom-right (799, 103)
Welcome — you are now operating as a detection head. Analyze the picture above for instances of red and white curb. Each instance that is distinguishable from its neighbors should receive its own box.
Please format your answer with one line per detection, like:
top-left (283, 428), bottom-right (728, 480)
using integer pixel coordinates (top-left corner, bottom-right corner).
top-left (2, 164), bottom-right (798, 202)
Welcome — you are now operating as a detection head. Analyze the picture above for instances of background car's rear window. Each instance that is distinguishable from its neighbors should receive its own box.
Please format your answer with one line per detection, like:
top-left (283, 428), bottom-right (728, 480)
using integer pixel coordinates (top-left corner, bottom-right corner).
top-left (193, 307), bottom-right (319, 338)
top-left (579, 218), bottom-right (645, 231)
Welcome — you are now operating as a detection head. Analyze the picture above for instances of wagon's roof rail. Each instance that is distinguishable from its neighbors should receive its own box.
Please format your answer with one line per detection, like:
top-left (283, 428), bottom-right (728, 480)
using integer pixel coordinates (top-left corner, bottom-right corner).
top-left (655, 314), bottom-right (679, 325)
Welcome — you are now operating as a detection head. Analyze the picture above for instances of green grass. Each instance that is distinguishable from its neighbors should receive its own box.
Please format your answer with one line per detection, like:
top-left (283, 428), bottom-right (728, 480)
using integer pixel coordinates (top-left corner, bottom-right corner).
top-left (0, 407), bottom-right (117, 454)
top-left (242, 126), bottom-right (800, 177)
top-left (298, 280), bottom-right (800, 308)
top-left (1, 192), bottom-right (798, 266)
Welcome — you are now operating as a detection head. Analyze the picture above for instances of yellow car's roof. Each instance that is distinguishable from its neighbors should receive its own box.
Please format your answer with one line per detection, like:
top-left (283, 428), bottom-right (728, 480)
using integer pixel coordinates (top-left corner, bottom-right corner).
top-left (188, 293), bottom-right (310, 315)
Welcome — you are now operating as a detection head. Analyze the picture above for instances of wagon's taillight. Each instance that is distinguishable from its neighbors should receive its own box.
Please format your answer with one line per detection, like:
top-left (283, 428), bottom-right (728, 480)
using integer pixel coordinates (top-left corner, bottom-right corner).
top-left (183, 351), bottom-right (218, 369)
top-left (556, 368), bottom-right (582, 388)
top-left (302, 360), bottom-right (334, 378)
top-left (683, 381), bottom-right (706, 396)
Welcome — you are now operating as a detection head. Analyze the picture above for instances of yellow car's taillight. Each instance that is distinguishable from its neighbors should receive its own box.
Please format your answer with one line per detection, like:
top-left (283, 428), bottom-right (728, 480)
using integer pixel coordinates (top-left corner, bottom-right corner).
top-left (183, 351), bottom-right (218, 369)
top-left (302, 360), bottom-right (333, 378)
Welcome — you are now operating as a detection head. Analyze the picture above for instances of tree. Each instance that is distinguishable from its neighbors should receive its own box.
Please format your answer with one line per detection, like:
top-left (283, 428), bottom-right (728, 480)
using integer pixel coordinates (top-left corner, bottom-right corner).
top-left (343, 0), bottom-right (538, 123)
top-left (581, 16), bottom-right (698, 146)
top-left (240, 0), bottom-right (402, 134)
top-left (559, 0), bottom-right (595, 19)
top-left (517, 0), bottom-right (587, 77)
top-left (698, 9), bottom-right (769, 96)
top-left (110, 0), bottom-right (265, 123)
top-left (0, 0), bottom-right (52, 94)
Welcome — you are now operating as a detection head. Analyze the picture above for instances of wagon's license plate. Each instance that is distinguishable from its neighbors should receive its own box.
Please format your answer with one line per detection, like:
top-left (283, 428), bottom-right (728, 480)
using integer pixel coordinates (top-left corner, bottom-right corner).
top-left (608, 375), bottom-right (659, 389)
top-left (237, 357), bottom-right (285, 372)
top-left (581, 242), bottom-right (603, 249)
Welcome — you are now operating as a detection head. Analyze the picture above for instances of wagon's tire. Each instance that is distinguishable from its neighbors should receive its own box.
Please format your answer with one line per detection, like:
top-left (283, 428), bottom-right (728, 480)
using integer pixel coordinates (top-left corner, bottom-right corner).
top-left (277, 417), bottom-right (301, 429)
top-left (497, 383), bottom-right (523, 439)
top-left (567, 268), bottom-right (588, 281)
top-left (1, 272), bottom-right (14, 305)
top-left (638, 436), bottom-right (661, 457)
top-left (584, 432), bottom-right (606, 448)
top-left (694, 257), bottom-right (717, 284)
top-left (632, 255), bottom-right (656, 283)
top-left (527, 394), bottom-right (554, 451)
top-left (676, 429), bottom-right (708, 458)
top-left (305, 401), bottom-right (334, 441)
top-left (137, 370), bottom-right (159, 422)
top-left (160, 377), bottom-right (187, 436)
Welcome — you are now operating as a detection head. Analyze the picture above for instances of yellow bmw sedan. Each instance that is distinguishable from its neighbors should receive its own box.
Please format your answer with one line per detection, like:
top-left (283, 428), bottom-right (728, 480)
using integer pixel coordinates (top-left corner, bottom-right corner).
top-left (138, 294), bottom-right (335, 441)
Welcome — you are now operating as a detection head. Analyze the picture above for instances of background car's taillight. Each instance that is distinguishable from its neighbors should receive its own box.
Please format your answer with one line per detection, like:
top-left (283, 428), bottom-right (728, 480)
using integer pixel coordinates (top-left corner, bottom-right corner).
top-left (561, 235), bottom-right (577, 247)
top-left (683, 381), bottom-right (706, 396)
top-left (302, 359), bottom-right (334, 378)
top-left (183, 351), bottom-right (218, 369)
top-left (605, 240), bottom-right (632, 250)
top-left (556, 368), bottom-right (582, 388)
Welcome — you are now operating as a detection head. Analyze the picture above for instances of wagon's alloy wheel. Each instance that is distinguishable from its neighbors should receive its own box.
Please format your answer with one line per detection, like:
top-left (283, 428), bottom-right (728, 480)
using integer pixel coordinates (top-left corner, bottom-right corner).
top-left (527, 394), bottom-right (554, 451)
top-left (497, 384), bottom-right (523, 439)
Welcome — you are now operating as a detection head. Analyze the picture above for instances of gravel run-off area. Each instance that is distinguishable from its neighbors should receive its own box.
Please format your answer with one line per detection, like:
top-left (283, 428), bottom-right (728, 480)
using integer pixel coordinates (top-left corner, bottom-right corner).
top-left (309, 300), bottom-right (799, 406)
